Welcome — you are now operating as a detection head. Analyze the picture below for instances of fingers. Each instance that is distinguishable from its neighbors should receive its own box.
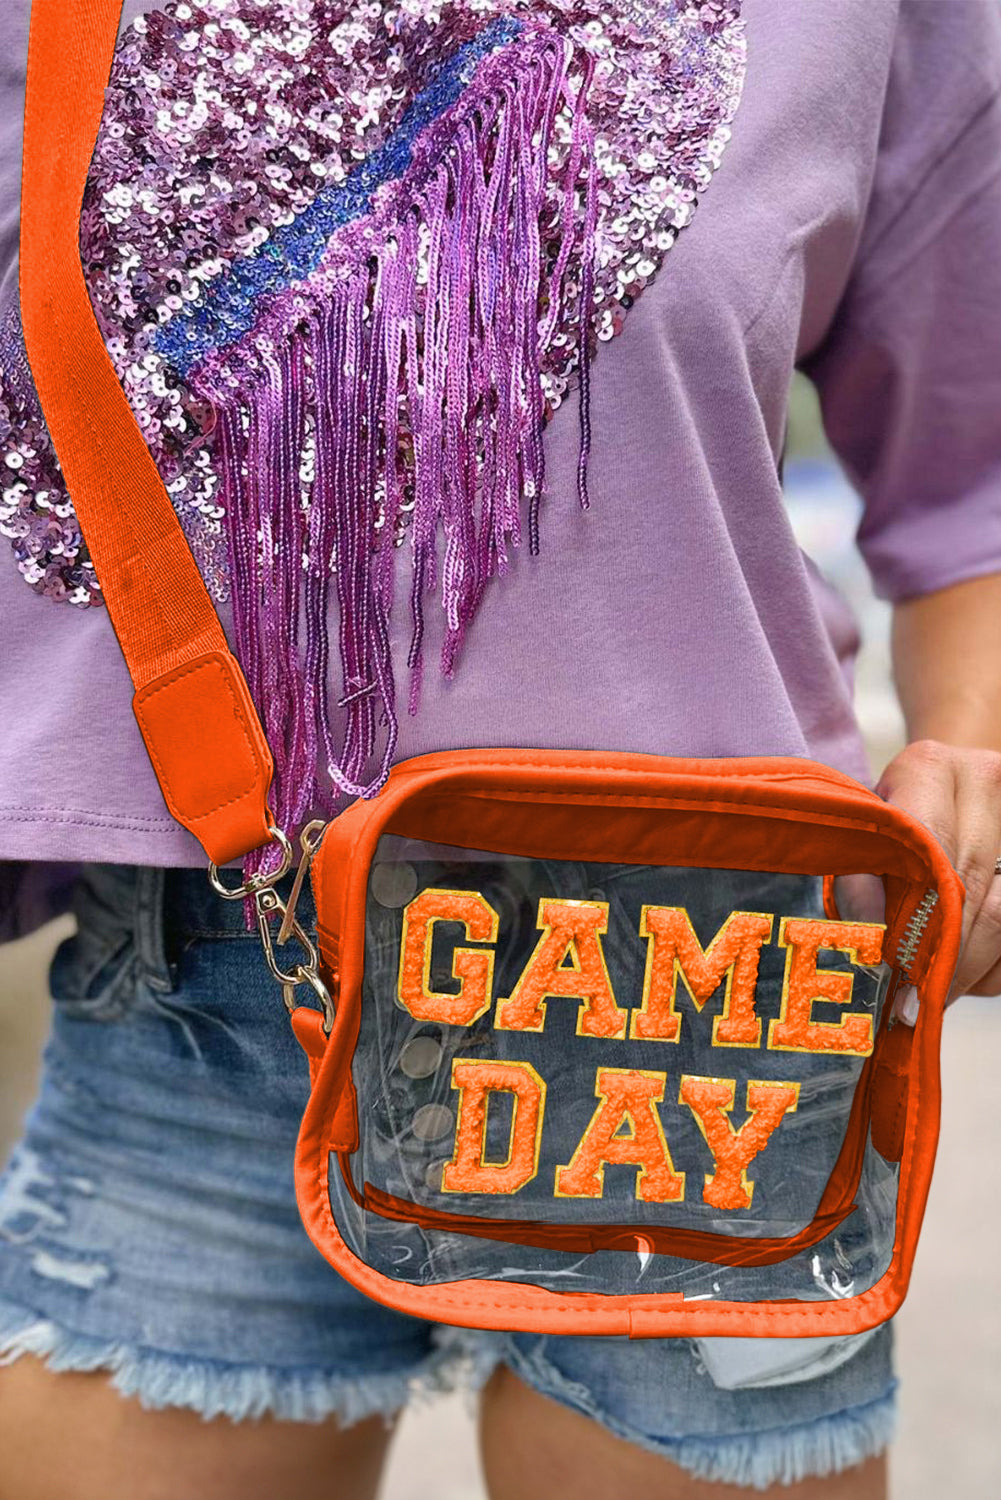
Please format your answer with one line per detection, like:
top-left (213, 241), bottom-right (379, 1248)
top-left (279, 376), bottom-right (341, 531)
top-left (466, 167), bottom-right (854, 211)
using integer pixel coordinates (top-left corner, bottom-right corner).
top-left (954, 876), bottom-right (1001, 998)
top-left (875, 739), bottom-right (959, 868)
top-left (875, 739), bottom-right (1001, 1015)
top-left (951, 750), bottom-right (1001, 993)
top-left (968, 951), bottom-right (1001, 998)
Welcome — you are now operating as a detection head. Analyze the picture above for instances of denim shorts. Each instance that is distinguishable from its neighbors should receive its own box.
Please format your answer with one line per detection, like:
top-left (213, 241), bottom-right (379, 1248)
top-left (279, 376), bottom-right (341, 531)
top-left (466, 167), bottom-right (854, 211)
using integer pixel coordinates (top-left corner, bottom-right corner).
top-left (0, 863), bottom-right (897, 1490)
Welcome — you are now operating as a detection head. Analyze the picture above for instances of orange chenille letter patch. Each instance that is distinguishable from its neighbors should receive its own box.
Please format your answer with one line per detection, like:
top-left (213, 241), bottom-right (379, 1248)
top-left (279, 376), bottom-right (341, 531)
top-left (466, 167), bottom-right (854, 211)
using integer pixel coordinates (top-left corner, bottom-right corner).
top-left (397, 888), bottom-right (498, 1026)
top-left (555, 1068), bottom-right (685, 1203)
top-left (441, 1059), bottom-right (546, 1195)
top-left (679, 1075), bottom-right (800, 1210)
top-left (630, 908), bottom-right (774, 1047)
top-left (495, 899), bottom-right (628, 1039)
top-left (768, 917), bottom-right (885, 1056)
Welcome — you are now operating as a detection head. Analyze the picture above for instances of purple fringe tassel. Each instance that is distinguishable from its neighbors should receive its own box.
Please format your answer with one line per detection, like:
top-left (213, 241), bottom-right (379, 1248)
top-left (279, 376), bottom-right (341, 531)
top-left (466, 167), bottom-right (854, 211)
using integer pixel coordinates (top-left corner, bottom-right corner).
top-left (194, 29), bottom-right (597, 871)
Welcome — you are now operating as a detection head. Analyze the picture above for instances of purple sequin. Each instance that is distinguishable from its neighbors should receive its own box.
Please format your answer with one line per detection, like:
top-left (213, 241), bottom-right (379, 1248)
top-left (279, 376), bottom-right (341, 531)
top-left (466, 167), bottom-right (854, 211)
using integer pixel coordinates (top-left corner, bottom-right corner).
top-left (0, 0), bottom-right (745, 846)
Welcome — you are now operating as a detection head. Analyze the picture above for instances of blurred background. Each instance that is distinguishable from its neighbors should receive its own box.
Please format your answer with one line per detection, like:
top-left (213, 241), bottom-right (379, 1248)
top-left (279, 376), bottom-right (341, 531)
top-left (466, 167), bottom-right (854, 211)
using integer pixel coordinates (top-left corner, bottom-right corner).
top-left (1, 375), bottom-right (998, 1496)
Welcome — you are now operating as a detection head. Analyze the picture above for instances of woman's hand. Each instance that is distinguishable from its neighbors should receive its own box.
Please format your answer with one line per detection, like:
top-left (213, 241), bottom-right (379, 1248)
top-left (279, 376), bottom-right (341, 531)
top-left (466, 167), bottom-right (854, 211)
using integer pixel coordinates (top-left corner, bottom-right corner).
top-left (883, 573), bottom-right (1001, 1023)
top-left (875, 738), bottom-right (1001, 1022)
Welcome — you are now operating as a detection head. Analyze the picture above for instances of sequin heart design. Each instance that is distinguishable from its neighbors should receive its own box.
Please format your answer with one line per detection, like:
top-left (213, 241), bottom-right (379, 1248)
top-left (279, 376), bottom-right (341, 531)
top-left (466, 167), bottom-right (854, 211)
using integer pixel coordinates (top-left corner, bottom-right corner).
top-left (0, 0), bottom-right (745, 842)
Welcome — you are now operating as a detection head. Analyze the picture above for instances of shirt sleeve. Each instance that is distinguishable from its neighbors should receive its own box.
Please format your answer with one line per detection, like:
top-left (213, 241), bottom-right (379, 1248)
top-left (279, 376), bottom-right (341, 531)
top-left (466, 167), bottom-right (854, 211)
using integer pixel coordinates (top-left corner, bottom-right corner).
top-left (800, 0), bottom-right (1001, 604)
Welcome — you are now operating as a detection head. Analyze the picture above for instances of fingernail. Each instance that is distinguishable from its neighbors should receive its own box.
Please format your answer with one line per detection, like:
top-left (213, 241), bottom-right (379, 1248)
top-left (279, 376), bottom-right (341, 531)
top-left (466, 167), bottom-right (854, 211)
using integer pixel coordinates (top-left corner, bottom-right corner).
top-left (894, 984), bottom-right (920, 1027)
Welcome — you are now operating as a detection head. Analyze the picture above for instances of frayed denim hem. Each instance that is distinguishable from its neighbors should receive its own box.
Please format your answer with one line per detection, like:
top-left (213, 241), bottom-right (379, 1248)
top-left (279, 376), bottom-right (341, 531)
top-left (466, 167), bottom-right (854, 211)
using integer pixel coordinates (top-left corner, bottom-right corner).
top-left (650, 1391), bottom-right (897, 1490)
top-left (504, 1337), bottom-right (897, 1491)
top-left (0, 1294), bottom-right (467, 1427)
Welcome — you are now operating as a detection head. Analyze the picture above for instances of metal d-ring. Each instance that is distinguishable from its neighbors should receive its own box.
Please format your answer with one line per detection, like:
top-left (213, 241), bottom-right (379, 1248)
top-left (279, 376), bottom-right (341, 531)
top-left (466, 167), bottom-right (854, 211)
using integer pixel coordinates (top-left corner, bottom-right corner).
top-left (207, 826), bottom-right (294, 901)
top-left (281, 968), bottom-right (336, 1035)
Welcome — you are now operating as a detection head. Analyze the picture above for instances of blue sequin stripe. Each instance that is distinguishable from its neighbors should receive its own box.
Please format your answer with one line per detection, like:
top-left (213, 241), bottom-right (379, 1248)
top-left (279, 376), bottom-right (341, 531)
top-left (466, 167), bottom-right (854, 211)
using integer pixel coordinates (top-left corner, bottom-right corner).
top-left (156, 14), bottom-right (524, 378)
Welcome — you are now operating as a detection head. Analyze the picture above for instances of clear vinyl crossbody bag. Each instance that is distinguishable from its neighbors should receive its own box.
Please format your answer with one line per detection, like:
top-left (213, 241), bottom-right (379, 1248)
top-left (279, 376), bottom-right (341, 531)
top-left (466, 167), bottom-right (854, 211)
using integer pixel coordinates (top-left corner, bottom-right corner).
top-left (287, 748), bottom-right (963, 1337)
top-left (15, 0), bottom-right (964, 1342)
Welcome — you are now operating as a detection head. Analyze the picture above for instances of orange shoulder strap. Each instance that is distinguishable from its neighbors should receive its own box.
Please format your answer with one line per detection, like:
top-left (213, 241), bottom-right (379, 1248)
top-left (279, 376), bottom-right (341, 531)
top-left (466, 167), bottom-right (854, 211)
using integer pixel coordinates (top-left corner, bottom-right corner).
top-left (18, 0), bottom-right (275, 866)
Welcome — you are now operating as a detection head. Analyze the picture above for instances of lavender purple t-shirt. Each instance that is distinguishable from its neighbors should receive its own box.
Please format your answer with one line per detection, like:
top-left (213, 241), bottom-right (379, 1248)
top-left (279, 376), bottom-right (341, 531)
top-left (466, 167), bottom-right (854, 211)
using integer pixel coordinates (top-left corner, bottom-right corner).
top-left (1, 1), bottom-right (1000, 917)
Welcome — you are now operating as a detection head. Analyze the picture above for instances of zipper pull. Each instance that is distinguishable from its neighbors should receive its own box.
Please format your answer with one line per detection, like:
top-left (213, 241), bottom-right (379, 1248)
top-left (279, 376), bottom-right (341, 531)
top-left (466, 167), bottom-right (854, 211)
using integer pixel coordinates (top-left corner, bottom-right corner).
top-left (277, 819), bottom-right (328, 946)
top-left (888, 886), bottom-right (939, 1028)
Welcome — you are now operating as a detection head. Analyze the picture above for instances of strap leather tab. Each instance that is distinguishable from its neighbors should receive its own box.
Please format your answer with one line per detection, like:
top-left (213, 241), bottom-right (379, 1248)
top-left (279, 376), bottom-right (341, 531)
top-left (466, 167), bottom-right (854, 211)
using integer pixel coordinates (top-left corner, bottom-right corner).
top-left (18, 0), bottom-right (275, 862)
top-left (133, 653), bottom-right (276, 866)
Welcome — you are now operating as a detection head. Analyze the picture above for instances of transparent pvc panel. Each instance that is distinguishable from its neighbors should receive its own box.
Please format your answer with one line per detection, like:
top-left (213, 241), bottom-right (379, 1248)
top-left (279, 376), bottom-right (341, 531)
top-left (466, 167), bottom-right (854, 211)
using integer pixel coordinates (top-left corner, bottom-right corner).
top-left (329, 838), bottom-right (897, 1303)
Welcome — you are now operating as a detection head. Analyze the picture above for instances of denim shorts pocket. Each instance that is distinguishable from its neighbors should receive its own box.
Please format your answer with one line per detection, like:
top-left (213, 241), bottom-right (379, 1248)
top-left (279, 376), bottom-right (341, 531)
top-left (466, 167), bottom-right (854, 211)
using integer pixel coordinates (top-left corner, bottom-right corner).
top-left (47, 865), bottom-right (152, 1023)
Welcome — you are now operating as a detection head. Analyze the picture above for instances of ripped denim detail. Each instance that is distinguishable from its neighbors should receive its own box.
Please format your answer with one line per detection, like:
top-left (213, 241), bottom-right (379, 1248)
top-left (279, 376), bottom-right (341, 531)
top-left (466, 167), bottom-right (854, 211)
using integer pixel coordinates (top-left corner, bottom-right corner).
top-left (0, 1150), bottom-right (483, 1425)
top-left (0, 1146), bottom-right (111, 1293)
top-left (0, 1151), bottom-right (501, 1424)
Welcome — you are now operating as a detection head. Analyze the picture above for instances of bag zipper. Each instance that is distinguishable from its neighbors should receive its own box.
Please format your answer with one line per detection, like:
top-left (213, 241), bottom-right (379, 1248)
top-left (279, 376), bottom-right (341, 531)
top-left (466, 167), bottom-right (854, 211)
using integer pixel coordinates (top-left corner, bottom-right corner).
top-left (895, 888), bottom-right (938, 977)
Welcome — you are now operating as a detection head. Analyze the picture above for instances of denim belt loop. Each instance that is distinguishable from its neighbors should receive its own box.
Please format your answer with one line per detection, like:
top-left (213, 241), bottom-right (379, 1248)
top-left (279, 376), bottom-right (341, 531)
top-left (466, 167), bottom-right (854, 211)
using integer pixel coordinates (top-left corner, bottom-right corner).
top-left (133, 867), bottom-right (176, 995)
